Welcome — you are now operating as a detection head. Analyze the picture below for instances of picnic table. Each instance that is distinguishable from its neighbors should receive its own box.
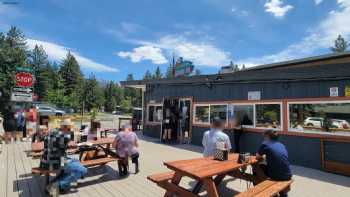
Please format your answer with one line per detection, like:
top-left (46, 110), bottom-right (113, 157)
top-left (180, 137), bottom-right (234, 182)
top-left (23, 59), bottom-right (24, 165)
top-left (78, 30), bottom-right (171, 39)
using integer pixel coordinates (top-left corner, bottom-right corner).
top-left (78, 137), bottom-right (115, 161)
top-left (148, 154), bottom-right (292, 197)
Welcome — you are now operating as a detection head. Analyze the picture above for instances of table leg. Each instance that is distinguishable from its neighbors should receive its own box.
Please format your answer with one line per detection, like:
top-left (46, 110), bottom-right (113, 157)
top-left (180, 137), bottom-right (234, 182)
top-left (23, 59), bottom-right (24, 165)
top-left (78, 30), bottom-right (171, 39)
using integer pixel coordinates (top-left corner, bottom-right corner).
top-left (214, 174), bottom-right (226, 186)
top-left (203, 178), bottom-right (219, 197)
top-left (164, 172), bottom-right (182, 197)
top-left (192, 181), bottom-right (203, 194)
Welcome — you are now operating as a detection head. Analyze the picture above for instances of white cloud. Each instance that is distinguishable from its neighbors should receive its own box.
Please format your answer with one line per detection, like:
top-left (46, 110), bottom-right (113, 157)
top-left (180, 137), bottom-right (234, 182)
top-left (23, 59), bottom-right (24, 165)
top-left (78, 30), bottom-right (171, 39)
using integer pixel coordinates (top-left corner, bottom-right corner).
top-left (314, 0), bottom-right (323, 5)
top-left (264, 0), bottom-right (293, 18)
top-left (238, 0), bottom-right (350, 67)
top-left (117, 35), bottom-right (230, 67)
top-left (117, 45), bottom-right (167, 64)
top-left (27, 39), bottom-right (119, 72)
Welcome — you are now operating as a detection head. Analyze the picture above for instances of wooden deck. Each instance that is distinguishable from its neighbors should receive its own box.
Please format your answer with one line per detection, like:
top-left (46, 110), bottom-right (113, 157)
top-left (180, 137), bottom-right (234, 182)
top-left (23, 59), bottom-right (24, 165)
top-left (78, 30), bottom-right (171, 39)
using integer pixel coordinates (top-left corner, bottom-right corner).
top-left (0, 136), bottom-right (349, 197)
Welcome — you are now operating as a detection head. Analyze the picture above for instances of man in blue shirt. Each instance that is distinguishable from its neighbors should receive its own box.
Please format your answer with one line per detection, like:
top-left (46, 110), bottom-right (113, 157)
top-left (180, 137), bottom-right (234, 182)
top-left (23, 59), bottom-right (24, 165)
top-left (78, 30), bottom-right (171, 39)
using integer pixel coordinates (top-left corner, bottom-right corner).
top-left (256, 130), bottom-right (292, 197)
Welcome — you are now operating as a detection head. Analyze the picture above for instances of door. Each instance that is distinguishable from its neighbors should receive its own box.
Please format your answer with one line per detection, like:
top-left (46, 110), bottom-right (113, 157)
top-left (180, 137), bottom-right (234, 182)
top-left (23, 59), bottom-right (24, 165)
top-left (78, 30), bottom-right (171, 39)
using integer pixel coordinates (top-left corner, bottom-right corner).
top-left (178, 98), bottom-right (192, 144)
top-left (161, 98), bottom-right (192, 144)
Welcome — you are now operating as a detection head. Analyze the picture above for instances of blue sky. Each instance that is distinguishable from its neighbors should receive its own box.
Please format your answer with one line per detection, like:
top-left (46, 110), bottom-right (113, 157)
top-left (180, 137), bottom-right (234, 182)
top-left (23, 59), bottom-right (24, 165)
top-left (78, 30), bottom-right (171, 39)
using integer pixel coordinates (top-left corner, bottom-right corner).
top-left (0, 0), bottom-right (349, 82)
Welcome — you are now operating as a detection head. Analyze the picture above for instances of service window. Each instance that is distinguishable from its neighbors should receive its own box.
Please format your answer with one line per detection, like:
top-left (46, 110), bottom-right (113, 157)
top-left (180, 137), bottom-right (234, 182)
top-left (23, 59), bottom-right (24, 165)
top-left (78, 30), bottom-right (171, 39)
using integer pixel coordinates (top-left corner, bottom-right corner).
top-left (233, 105), bottom-right (254, 127)
top-left (255, 104), bottom-right (281, 129)
top-left (194, 105), bottom-right (210, 124)
top-left (289, 102), bottom-right (350, 135)
top-left (210, 105), bottom-right (227, 123)
top-left (147, 105), bottom-right (162, 123)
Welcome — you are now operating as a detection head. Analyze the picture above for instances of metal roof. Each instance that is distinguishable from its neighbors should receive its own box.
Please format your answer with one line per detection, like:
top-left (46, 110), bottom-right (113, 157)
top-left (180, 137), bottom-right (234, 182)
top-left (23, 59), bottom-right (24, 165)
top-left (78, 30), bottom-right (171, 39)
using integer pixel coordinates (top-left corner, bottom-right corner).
top-left (121, 52), bottom-right (350, 86)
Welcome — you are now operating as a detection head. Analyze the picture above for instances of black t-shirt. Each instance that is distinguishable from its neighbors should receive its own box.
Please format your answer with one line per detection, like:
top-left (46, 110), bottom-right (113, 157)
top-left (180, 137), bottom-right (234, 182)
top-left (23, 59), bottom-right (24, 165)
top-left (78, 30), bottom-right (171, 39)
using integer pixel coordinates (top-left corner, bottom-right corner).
top-left (40, 130), bottom-right (71, 170)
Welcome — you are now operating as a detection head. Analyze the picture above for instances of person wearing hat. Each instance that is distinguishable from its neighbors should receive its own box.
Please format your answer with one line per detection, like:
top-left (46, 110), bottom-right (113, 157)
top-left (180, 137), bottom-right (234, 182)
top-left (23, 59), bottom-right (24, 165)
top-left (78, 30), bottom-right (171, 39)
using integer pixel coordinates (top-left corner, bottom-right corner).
top-left (41, 118), bottom-right (87, 194)
top-left (32, 125), bottom-right (48, 143)
top-left (202, 117), bottom-right (232, 157)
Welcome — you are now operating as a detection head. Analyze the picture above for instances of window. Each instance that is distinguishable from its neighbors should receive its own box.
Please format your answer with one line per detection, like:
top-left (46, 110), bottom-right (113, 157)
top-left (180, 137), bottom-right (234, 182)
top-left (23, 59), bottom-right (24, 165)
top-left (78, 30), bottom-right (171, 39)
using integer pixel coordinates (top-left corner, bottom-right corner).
top-left (256, 104), bottom-right (281, 129)
top-left (289, 102), bottom-right (350, 135)
top-left (147, 105), bottom-right (162, 123)
top-left (210, 105), bottom-right (227, 123)
top-left (233, 105), bottom-right (254, 127)
top-left (194, 105), bottom-right (210, 124)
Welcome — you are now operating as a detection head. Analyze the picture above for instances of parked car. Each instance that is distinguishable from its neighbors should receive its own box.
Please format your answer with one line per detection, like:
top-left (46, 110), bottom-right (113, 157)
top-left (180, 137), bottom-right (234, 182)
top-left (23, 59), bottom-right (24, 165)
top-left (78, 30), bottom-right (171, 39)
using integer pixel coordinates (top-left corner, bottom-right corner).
top-left (37, 106), bottom-right (66, 116)
top-left (304, 117), bottom-right (323, 127)
top-left (331, 119), bottom-right (350, 129)
top-left (304, 117), bottom-right (350, 129)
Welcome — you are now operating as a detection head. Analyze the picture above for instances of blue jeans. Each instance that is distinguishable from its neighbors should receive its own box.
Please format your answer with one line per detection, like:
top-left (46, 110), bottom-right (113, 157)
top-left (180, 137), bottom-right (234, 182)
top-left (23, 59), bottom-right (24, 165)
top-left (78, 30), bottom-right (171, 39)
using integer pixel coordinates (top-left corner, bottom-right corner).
top-left (59, 159), bottom-right (87, 190)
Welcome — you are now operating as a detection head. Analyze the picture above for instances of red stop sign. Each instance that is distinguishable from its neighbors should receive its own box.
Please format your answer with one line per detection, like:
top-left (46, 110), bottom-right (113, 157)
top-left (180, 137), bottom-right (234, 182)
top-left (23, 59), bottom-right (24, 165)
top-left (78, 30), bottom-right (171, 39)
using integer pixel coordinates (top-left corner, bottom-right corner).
top-left (16, 72), bottom-right (33, 87)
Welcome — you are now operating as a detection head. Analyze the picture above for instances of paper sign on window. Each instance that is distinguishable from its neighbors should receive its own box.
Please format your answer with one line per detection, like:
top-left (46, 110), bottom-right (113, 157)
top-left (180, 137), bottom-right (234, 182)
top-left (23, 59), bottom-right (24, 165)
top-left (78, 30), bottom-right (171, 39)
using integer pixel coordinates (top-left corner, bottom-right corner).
top-left (330, 87), bottom-right (338, 97)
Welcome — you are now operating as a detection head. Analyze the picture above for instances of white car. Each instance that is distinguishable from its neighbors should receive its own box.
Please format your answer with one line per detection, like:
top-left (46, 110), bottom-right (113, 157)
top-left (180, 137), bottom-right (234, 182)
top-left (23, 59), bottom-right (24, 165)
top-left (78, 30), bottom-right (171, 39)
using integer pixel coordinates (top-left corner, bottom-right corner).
top-left (37, 106), bottom-right (66, 116)
top-left (304, 117), bottom-right (350, 129)
top-left (304, 117), bottom-right (323, 128)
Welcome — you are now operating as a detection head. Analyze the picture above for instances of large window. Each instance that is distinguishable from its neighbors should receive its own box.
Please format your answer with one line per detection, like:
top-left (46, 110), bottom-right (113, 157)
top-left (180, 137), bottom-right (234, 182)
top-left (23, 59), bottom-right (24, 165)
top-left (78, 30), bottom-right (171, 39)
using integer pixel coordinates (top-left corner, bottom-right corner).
top-left (289, 102), bottom-right (350, 135)
top-left (233, 105), bottom-right (254, 127)
top-left (148, 105), bottom-right (162, 123)
top-left (194, 105), bottom-right (210, 124)
top-left (256, 104), bottom-right (281, 129)
top-left (210, 105), bottom-right (227, 123)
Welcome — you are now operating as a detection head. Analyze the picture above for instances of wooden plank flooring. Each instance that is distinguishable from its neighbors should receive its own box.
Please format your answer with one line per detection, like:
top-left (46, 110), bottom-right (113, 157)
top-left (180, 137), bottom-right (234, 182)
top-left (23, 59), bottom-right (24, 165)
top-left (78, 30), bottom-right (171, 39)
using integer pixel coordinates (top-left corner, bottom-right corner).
top-left (0, 136), bottom-right (349, 197)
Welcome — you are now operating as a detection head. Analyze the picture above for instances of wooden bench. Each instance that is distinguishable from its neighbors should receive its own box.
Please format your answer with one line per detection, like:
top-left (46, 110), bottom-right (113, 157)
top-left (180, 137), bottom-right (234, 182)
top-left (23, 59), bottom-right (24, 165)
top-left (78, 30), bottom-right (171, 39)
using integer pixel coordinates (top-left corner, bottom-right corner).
top-left (80, 157), bottom-right (117, 167)
top-left (235, 180), bottom-right (293, 197)
top-left (147, 171), bottom-right (175, 184)
top-left (32, 157), bottom-right (117, 175)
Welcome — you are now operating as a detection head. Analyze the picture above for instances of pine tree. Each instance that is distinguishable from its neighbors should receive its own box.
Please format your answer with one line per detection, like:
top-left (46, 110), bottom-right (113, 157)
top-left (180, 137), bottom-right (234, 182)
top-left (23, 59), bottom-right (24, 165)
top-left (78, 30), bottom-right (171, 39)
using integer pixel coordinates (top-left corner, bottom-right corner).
top-left (29, 45), bottom-right (52, 100)
top-left (81, 74), bottom-right (105, 111)
top-left (59, 52), bottom-right (83, 96)
top-left (166, 65), bottom-right (174, 78)
top-left (153, 66), bottom-right (162, 79)
top-left (330, 35), bottom-right (349, 53)
top-left (104, 81), bottom-right (117, 112)
top-left (143, 70), bottom-right (152, 80)
top-left (0, 27), bottom-right (28, 114)
top-left (126, 73), bottom-right (134, 81)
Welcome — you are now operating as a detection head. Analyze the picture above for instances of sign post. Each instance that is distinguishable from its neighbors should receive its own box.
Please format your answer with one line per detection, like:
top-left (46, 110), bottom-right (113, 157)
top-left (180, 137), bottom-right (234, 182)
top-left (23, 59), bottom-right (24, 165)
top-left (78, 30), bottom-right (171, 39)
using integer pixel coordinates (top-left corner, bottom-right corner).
top-left (11, 66), bottom-right (34, 102)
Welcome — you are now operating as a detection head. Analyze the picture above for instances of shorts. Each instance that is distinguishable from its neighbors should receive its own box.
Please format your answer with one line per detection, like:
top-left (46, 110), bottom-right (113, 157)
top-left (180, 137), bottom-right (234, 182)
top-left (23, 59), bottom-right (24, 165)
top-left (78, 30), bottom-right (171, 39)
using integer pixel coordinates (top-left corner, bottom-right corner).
top-left (27, 122), bottom-right (37, 132)
top-left (17, 125), bottom-right (24, 132)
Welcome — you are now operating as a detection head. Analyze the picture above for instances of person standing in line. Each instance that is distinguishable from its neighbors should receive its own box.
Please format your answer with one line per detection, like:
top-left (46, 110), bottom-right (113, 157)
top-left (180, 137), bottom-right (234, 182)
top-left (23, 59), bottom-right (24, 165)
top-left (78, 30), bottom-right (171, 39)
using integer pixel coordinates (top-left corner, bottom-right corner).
top-left (26, 105), bottom-right (38, 139)
top-left (15, 109), bottom-right (26, 141)
top-left (202, 117), bottom-right (232, 157)
top-left (0, 114), bottom-right (5, 144)
top-left (3, 105), bottom-right (16, 143)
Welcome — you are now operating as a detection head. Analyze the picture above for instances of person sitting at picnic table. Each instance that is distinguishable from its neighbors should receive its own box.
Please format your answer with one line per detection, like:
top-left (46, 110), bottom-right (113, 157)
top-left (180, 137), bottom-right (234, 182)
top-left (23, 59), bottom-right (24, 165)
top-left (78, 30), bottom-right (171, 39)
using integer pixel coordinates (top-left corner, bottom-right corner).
top-left (42, 119), bottom-right (87, 194)
top-left (256, 130), bottom-right (292, 197)
top-left (32, 125), bottom-right (48, 143)
top-left (112, 124), bottom-right (140, 176)
top-left (202, 117), bottom-right (232, 157)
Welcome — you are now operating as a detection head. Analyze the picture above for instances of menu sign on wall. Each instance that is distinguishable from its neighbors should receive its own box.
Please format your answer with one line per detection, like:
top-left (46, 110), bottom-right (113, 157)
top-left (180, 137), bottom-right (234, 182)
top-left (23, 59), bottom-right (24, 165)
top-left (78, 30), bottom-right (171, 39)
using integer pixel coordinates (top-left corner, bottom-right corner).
top-left (248, 91), bottom-right (261, 100)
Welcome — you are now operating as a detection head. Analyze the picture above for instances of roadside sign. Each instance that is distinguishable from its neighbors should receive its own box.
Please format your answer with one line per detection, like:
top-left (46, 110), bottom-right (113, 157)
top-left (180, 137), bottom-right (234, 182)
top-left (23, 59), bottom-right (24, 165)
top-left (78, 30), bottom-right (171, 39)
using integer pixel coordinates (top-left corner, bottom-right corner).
top-left (16, 72), bottom-right (34, 87)
top-left (248, 91), bottom-right (261, 100)
top-left (13, 87), bottom-right (33, 93)
top-left (330, 87), bottom-right (338, 97)
top-left (345, 86), bottom-right (350, 97)
top-left (11, 92), bottom-right (33, 102)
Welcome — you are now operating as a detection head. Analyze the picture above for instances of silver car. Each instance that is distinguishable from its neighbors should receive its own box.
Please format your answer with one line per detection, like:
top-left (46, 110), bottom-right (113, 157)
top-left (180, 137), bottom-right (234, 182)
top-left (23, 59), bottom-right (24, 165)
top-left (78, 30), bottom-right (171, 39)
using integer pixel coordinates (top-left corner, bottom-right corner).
top-left (37, 106), bottom-right (66, 116)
